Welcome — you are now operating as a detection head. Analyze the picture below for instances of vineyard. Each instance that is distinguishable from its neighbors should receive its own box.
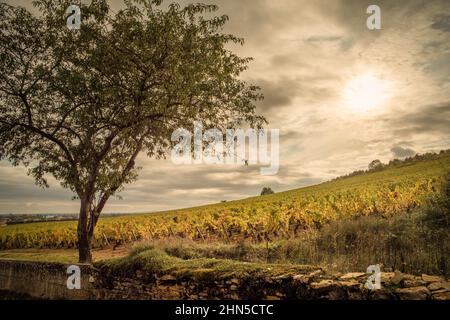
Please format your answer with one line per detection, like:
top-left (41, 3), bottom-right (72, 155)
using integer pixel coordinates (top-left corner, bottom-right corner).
top-left (1, 153), bottom-right (450, 250)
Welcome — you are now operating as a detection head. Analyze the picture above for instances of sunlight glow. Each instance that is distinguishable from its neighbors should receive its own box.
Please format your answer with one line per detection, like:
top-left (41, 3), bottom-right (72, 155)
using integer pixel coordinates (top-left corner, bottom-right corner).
top-left (343, 73), bottom-right (392, 112)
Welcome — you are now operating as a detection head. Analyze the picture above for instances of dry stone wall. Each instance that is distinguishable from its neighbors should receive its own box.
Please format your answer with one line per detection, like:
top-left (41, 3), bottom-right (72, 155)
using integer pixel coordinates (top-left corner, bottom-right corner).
top-left (0, 260), bottom-right (449, 300)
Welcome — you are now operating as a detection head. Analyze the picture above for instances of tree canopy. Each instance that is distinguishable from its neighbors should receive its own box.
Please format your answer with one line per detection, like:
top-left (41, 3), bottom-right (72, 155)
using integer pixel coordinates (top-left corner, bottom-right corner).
top-left (0, 0), bottom-right (265, 262)
top-left (260, 187), bottom-right (275, 196)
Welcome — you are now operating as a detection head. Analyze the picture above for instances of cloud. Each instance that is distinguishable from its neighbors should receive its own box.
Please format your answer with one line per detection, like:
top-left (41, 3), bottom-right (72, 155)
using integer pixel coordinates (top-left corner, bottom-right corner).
top-left (431, 14), bottom-right (450, 32)
top-left (389, 102), bottom-right (450, 136)
top-left (256, 78), bottom-right (299, 111)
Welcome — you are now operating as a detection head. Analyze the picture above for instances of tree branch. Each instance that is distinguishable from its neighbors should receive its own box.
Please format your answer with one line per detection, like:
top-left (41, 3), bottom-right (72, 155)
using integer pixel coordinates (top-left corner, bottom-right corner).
top-left (88, 134), bottom-right (146, 235)
top-left (0, 119), bottom-right (76, 167)
top-left (50, 103), bottom-right (84, 136)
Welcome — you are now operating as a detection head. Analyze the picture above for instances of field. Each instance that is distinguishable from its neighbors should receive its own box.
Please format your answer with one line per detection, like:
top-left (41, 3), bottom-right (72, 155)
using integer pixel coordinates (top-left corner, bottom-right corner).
top-left (1, 152), bottom-right (450, 254)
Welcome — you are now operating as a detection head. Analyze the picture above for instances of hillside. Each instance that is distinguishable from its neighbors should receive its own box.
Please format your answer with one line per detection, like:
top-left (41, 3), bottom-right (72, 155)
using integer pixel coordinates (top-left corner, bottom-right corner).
top-left (1, 152), bottom-right (450, 250)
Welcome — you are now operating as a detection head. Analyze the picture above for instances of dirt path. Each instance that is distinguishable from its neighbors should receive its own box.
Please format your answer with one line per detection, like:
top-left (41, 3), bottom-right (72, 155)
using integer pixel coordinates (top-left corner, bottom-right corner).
top-left (0, 246), bottom-right (132, 264)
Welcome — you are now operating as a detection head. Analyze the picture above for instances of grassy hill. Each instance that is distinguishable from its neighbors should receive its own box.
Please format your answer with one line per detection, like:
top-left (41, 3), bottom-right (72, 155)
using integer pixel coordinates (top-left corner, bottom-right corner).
top-left (1, 151), bottom-right (449, 252)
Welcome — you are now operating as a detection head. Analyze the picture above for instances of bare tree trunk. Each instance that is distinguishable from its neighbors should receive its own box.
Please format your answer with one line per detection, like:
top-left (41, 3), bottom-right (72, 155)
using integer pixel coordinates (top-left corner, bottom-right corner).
top-left (77, 198), bottom-right (92, 263)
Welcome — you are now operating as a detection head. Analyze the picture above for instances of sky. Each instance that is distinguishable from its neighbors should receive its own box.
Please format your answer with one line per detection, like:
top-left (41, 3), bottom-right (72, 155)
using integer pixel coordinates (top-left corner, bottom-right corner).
top-left (1, 0), bottom-right (450, 214)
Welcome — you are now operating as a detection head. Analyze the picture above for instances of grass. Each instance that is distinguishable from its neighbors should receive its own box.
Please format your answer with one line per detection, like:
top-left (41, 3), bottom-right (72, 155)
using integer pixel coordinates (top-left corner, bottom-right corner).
top-left (98, 247), bottom-right (319, 282)
top-left (0, 249), bottom-right (78, 264)
top-left (262, 208), bottom-right (450, 276)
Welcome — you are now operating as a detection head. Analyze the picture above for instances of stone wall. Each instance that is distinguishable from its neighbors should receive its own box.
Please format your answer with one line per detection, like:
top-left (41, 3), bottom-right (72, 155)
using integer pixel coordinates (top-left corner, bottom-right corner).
top-left (1, 260), bottom-right (449, 300)
top-left (93, 269), bottom-right (450, 300)
top-left (0, 260), bottom-right (94, 299)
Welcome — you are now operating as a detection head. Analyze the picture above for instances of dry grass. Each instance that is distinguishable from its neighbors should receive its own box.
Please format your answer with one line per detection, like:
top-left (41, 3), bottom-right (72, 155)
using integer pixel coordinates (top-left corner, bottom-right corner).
top-left (0, 246), bottom-right (132, 264)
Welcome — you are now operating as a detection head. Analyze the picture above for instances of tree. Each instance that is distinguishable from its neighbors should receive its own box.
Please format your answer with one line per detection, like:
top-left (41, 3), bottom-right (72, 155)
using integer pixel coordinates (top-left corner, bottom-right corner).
top-left (260, 187), bottom-right (275, 196)
top-left (368, 159), bottom-right (383, 171)
top-left (0, 0), bottom-right (265, 263)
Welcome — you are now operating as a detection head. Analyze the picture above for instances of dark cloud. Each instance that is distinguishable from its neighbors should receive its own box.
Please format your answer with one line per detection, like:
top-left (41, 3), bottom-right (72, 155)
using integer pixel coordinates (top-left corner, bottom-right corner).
top-left (431, 14), bottom-right (450, 32)
top-left (389, 102), bottom-right (450, 135)
top-left (256, 78), bottom-right (299, 111)
top-left (0, 181), bottom-right (67, 200)
top-left (391, 145), bottom-right (416, 158)
top-left (255, 75), bottom-right (338, 114)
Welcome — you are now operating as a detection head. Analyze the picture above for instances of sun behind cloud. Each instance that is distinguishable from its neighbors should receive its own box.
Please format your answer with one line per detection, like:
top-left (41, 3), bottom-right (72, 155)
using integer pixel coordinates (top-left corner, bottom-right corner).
top-left (343, 73), bottom-right (393, 113)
